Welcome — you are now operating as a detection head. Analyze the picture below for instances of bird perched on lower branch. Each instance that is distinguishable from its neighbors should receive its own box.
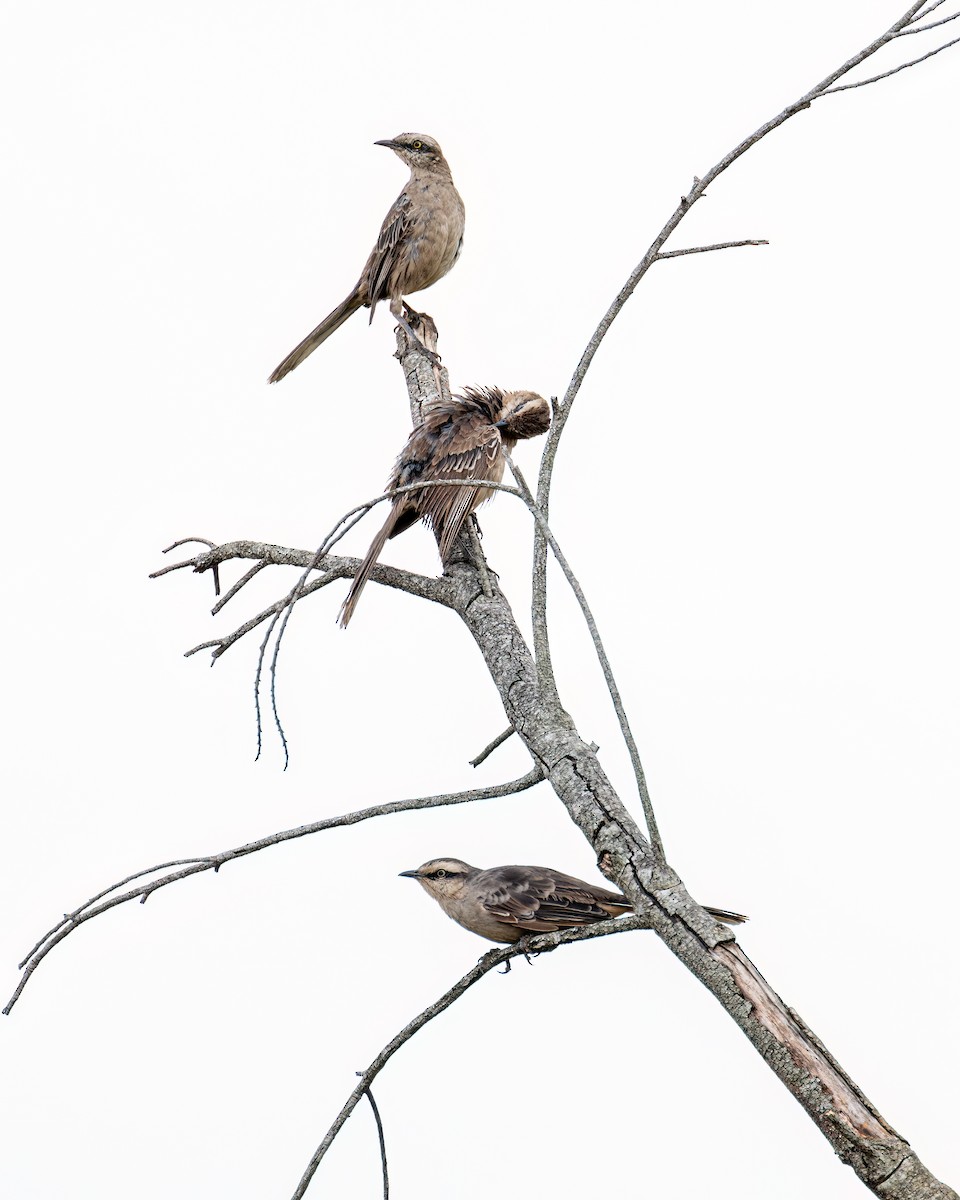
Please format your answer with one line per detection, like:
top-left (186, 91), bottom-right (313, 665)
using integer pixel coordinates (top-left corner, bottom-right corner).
top-left (338, 387), bottom-right (551, 627)
top-left (269, 132), bottom-right (465, 382)
top-left (399, 858), bottom-right (747, 944)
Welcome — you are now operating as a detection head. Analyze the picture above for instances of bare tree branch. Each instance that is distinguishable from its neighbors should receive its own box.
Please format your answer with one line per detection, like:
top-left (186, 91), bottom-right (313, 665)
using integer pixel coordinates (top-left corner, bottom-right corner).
top-left (150, 540), bottom-right (449, 659)
top-left (3, 767), bottom-right (544, 1015)
top-left (656, 238), bottom-right (769, 259)
top-left (530, 0), bottom-right (958, 699)
top-left (211, 559), bottom-right (267, 614)
top-left (897, 7), bottom-right (959, 33)
top-left (359, 1083), bottom-right (389, 1200)
top-left (291, 915), bottom-right (650, 1200)
top-left (908, 0), bottom-right (949, 23)
top-left (442, 545), bottom-right (958, 1199)
top-left (469, 725), bottom-right (515, 767)
top-left (822, 33), bottom-right (960, 89)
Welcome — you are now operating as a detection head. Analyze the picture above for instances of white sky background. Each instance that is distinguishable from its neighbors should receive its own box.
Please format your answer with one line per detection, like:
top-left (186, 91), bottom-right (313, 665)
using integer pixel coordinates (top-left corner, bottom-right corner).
top-left (1, 1), bottom-right (958, 1196)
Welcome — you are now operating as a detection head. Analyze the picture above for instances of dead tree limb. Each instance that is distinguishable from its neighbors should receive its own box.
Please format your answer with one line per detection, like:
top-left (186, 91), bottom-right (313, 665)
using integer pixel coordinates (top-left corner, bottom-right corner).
top-left (3, 767), bottom-right (544, 1015)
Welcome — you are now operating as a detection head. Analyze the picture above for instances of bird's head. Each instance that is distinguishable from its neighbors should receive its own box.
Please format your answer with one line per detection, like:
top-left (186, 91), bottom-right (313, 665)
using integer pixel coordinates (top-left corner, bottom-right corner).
top-left (494, 391), bottom-right (552, 442)
top-left (399, 857), bottom-right (475, 900)
top-left (375, 133), bottom-right (446, 169)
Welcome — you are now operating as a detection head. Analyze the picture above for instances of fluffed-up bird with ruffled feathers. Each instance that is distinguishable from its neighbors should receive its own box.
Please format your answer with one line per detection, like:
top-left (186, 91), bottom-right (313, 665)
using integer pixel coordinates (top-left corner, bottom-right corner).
top-left (338, 387), bottom-right (550, 627)
top-left (269, 133), bottom-right (465, 382)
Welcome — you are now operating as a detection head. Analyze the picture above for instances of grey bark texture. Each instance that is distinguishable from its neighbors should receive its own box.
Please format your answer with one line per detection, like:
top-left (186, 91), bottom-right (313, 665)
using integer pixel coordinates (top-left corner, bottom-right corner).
top-left (394, 332), bottom-right (956, 1200)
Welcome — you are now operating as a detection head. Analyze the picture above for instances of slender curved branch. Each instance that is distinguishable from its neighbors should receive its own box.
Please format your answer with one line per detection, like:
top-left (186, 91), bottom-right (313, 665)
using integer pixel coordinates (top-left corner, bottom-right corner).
top-left (359, 1084), bottom-right (388, 1200)
top-left (291, 914), bottom-right (649, 1199)
top-left (530, 0), bottom-right (957, 697)
top-left (503, 450), bottom-right (665, 862)
top-left (3, 767), bottom-right (545, 1015)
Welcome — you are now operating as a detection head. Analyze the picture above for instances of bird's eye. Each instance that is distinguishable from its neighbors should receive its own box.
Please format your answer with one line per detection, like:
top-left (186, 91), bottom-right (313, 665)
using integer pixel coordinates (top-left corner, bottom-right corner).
top-left (412, 140), bottom-right (423, 150)
top-left (434, 869), bottom-right (447, 877)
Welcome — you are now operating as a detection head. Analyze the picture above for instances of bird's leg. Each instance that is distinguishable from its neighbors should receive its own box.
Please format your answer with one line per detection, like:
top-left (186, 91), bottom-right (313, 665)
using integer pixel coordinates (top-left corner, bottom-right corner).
top-left (517, 935), bottom-right (550, 966)
top-left (494, 950), bottom-right (540, 975)
top-left (466, 517), bottom-right (492, 598)
top-left (394, 302), bottom-right (442, 365)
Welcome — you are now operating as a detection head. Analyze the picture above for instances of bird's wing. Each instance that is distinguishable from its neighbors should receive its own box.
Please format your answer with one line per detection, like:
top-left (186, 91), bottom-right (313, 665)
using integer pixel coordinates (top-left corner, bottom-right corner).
top-left (364, 191), bottom-right (411, 310)
top-left (478, 866), bottom-right (622, 933)
top-left (397, 409), bottom-right (503, 561)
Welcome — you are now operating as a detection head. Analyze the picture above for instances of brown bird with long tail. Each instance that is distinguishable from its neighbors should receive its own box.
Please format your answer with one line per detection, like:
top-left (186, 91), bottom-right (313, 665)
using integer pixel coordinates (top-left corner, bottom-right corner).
top-left (269, 133), bottom-right (465, 382)
top-left (338, 387), bottom-right (550, 627)
top-left (400, 858), bottom-right (748, 945)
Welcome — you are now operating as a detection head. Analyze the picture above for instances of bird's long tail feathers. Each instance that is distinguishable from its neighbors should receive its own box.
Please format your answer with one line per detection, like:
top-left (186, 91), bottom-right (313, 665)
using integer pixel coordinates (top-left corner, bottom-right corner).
top-left (338, 506), bottom-right (403, 628)
top-left (268, 290), bottom-right (363, 383)
top-left (705, 905), bottom-right (748, 925)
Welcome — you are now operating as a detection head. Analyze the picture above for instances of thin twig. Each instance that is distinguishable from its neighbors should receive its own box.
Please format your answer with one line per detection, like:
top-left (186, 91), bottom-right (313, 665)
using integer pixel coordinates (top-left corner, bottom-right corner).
top-left (16, 858), bottom-right (215, 968)
top-left (359, 1082), bottom-right (389, 1200)
top-left (4, 767), bottom-right (544, 1015)
top-left (211, 560), bottom-right (267, 614)
top-left (291, 915), bottom-right (648, 1199)
top-left (469, 726), bottom-right (515, 767)
top-left (897, 7), bottom-right (959, 33)
top-left (910, 0), bottom-right (949, 22)
top-left (656, 238), bottom-right (768, 259)
top-left (158, 536), bottom-right (220, 594)
top-left (822, 33), bottom-right (960, 89)
top-left (185, 572), bottom-right (340, 660)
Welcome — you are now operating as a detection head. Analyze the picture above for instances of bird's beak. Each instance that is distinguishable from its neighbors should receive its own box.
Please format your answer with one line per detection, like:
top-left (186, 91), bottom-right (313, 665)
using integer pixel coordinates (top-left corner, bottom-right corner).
top-left (398, 869), bottom-right (420, 878)
top-left (493, 418), bottom-right (508, 429)
top-left (375, 139), bottom-right (401, 150)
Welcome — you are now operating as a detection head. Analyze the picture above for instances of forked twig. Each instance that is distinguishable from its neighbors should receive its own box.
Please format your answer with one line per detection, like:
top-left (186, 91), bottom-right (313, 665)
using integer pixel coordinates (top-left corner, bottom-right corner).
top-left (898, 8), bottom-right (959, 34)
top-left (823, 32), bottom-right (960, 89)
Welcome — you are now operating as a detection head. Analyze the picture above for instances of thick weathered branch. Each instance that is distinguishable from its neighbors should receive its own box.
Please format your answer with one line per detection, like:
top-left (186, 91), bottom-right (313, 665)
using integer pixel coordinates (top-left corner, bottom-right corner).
top-left (3, 767), bottom-right (544, 1015)
top-left (382, 292), bottom-right (957, 1200)
top-left (377, 277), bottom-right (957, 1197)
top-left (435, 548), bottom-right (956, 1198)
